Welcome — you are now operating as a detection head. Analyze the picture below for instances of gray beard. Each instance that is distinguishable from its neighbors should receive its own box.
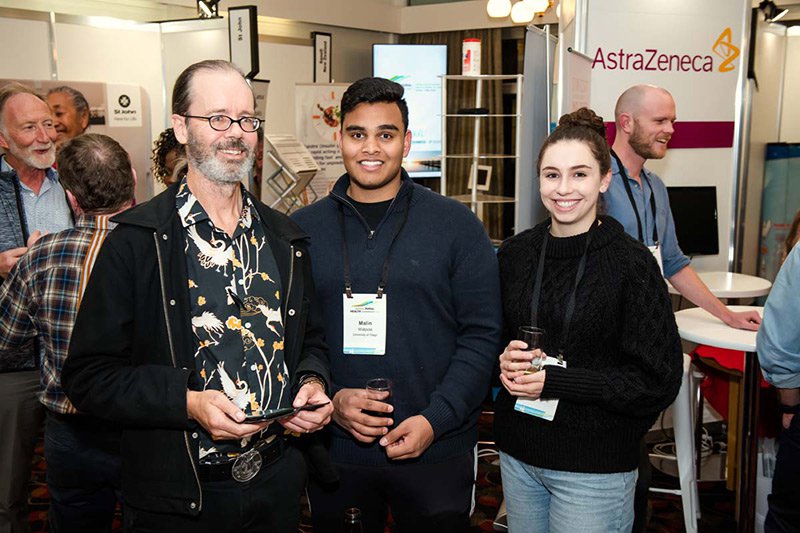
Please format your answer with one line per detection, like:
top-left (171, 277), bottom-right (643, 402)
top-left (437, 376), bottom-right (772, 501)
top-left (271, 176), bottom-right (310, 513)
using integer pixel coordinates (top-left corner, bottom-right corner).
top-left (186, 134), bottom-right (254, 185)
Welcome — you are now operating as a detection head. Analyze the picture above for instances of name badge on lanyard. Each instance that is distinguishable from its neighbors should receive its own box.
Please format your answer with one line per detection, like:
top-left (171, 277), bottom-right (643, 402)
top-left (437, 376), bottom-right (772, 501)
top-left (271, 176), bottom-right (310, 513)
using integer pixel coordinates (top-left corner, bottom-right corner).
top-left (611, 150), bottom-right (663, 276)
top-left (514, 356), bottom-right (566, 421)
top-left (337, 188), bottom-right (413, 356)
top-left (519, 222), bottom-right (595, 422)
top-left (343, 293), bottom-right (387, 355)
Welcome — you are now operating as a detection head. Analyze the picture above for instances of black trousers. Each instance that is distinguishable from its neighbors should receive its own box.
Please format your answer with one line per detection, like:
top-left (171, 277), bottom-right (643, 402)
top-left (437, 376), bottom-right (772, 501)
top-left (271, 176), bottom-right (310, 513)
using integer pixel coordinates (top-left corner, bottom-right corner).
top-left (308, 450), bottom-right (474, 533)
top-left (123, 445), bottom-right (307, 533)
top-left (45, 411), bottom-right (122, 533)
top-left (766, 414), bottom-right (800, 533)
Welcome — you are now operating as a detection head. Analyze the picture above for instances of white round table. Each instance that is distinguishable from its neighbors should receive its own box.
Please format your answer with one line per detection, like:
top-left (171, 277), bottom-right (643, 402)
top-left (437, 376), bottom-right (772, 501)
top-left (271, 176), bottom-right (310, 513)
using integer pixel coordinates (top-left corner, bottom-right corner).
top-left (675, 306), bottom-right (762, 533)
top-left (668, 271), bottom-right (772, 298)
top-left (674, 306), bottom-right (761, 351)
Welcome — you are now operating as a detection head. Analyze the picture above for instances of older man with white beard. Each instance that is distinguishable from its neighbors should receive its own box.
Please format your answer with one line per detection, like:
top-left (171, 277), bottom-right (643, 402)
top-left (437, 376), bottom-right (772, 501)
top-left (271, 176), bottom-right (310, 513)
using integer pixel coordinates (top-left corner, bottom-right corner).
top-left (0, 82), bottom-right (73, 533)
top-left (62, 60), bottom-right (334, 532)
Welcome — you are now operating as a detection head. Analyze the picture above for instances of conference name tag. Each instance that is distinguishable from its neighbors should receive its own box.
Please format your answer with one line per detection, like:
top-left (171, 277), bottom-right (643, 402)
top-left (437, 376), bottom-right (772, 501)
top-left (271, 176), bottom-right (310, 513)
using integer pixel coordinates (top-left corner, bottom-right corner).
top-left (514, 356), bottom-right (566, 422)
top-left (648, 244), bottom-right (664, 277)
top-left (342, 293), bottom-right (387, 355)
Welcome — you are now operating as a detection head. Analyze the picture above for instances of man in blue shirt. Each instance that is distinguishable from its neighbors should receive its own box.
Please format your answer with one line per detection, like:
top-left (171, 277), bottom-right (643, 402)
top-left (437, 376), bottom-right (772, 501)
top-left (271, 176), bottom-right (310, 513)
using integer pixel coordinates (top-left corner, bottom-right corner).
top-left (757, 244), bottom-right (800, 532)
top-left (607, 84), bottom-right (760, 329)
top-left (605, 84), bottom-right (761, 532)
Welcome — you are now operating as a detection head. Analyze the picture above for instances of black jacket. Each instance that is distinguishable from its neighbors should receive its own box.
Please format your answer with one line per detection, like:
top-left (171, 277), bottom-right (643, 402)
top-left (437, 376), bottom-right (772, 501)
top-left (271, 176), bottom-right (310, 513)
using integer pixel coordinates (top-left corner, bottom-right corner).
top-left (62, 183), bottom-right (331, 516)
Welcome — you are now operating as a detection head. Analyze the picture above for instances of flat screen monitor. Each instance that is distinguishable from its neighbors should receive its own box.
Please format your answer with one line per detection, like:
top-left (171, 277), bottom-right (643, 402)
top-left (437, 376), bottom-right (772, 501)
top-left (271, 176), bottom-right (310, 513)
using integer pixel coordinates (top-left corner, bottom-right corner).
top-left (372, 44), bottom-right (447, 178)
top-left (666, 186), bottom-right (719, 256)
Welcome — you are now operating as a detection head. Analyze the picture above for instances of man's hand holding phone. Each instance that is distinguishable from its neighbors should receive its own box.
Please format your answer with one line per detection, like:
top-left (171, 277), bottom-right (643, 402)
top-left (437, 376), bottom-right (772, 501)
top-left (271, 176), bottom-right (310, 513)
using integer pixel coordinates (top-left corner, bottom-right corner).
top-left (243, 401), bottom-right (330, 423)
top-left (186, 390), bottom-right (270, 440)
top-left (280, 380), bottom-right (334, 434)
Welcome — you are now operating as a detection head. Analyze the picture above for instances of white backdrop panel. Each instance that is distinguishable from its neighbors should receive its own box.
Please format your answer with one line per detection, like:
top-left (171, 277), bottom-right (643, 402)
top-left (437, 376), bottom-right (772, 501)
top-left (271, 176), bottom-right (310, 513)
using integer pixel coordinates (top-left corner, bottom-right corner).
top-left (587, 0), bottom-right (744, 122)
top-left (54, 22), bottom-right (162, 141)
top-left (259, 41), bottom-right (313, 136)
top-left (160, 20), bottom-right (229, 128)
top-left (586, 0), bottom-right (749, 272)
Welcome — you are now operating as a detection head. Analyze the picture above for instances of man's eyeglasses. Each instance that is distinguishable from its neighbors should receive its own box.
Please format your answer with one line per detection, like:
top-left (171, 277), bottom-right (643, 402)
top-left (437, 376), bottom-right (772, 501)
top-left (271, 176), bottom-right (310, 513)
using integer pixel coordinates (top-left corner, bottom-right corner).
top-left (181, 114), bottom-right (262, 133)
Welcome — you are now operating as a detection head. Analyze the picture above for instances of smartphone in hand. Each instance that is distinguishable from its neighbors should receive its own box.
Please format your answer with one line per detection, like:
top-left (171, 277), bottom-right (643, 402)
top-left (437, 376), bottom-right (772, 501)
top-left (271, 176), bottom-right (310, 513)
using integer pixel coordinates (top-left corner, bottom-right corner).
top-left (242, 401), bottom-right (330, 423)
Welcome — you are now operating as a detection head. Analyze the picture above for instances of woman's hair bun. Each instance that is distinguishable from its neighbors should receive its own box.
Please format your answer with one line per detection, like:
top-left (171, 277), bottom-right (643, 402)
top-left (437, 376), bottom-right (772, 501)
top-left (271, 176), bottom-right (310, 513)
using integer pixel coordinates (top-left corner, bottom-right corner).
top-left (557, 107), bottom-right (607, 141)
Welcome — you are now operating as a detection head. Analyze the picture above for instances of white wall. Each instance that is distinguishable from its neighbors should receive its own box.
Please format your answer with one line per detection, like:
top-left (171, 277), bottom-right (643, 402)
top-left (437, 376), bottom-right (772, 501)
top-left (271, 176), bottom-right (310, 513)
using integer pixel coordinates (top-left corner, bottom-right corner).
top-left (260, 41), bottom-right (312, 135)
top-left (0, 17), bottom-right (51, 79)
top-left (780, 35), bottom-right (800, 142)
top-left (160, 19), bottom-right (230, 127)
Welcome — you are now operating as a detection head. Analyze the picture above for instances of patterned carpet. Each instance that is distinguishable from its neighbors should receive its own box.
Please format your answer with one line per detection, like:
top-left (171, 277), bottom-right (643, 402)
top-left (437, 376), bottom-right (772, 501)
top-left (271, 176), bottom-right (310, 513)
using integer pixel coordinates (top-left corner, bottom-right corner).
top-left (26, 412), bottom-right (737, 532)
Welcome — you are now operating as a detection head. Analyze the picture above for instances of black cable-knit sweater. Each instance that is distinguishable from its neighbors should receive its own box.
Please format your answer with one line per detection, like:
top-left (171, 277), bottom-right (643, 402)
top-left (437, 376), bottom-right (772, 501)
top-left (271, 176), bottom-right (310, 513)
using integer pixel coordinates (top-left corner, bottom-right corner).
top-left (493, 216), bottom-right (683, 473)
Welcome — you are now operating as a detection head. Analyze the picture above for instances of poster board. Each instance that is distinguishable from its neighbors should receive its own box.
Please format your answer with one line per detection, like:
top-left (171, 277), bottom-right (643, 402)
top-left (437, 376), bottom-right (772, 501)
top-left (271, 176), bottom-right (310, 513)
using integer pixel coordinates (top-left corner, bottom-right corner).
top-left (294, 83), bottom-right (350, 198)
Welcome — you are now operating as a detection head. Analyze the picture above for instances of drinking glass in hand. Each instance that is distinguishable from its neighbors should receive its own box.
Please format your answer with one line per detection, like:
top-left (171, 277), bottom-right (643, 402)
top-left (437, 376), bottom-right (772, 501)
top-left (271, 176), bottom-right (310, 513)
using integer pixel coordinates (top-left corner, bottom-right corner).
top-left (518, 326), bottom-right (546, 373)
top-left (364, 378), bottom-right (392, 419)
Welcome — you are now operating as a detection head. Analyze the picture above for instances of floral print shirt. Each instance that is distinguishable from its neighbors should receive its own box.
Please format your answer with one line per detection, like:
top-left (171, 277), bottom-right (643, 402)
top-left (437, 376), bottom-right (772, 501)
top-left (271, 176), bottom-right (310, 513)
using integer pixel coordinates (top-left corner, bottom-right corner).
top-left (176, 180), bottom-right (289, 460)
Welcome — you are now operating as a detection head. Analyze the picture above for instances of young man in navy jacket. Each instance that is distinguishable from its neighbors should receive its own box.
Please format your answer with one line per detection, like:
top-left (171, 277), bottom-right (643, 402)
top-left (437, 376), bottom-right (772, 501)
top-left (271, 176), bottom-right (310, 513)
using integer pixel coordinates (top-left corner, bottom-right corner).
top-left (292, 77), bottom-right (502, 532)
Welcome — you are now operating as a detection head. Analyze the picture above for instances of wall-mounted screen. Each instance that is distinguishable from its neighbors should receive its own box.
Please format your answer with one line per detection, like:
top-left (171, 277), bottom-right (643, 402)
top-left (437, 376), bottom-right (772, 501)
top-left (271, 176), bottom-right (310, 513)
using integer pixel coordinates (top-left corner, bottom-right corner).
top-left (372, 44), bottom-right (447, 178)
top-left (666, 186), bottom-right (720, 256)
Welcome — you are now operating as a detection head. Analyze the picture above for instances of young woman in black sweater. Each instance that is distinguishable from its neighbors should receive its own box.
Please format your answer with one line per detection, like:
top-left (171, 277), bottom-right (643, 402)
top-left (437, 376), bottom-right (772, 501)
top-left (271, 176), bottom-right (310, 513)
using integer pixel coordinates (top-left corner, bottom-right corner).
top-left (494, 108), bottom-right (683, 532)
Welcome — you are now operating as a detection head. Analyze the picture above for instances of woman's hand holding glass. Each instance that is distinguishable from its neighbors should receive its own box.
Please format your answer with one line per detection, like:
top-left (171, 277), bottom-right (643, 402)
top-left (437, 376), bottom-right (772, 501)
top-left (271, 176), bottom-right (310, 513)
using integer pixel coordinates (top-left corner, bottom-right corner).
top-left (499, 340), bottom-right (547, 399)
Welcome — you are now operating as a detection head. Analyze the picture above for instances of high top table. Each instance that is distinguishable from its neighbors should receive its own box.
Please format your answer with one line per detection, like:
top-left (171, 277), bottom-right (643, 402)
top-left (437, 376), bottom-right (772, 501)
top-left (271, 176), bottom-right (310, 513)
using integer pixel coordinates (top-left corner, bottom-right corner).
top-left (668, 271), bottom-right (772, 299)
top-left (674, 306), bottom-right (763, 533)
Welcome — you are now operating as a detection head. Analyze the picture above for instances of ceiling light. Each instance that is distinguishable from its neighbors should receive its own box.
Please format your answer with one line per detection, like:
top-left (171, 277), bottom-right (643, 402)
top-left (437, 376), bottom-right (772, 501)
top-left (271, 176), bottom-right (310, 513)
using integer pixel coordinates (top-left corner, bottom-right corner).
top-left (510, 0), bottom-right (535, 23)
top-left (487, 0), bottom-right (553, 24)
top-left (487, 0), bottom-right (512, 18)
top-left (525, 0), bottom-right (550, 12)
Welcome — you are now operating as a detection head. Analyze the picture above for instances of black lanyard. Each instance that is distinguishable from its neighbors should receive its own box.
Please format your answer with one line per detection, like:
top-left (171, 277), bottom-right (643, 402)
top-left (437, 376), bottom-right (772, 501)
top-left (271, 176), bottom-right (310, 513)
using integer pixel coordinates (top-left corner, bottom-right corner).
top-left (530, 220), bottom-right (596, 361)
top-left (10, 173), bottom-right (30, 243)
top-left (611, 149), bottom-right (658, 245)
top-left (338, 189), bottom-right (413, 299)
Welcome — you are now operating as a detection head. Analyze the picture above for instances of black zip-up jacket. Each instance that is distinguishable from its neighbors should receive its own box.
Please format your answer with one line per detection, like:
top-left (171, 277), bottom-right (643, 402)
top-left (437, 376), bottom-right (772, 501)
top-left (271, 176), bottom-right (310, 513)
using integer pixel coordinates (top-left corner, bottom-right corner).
top-left (62, 183), bottom-right (331, 516)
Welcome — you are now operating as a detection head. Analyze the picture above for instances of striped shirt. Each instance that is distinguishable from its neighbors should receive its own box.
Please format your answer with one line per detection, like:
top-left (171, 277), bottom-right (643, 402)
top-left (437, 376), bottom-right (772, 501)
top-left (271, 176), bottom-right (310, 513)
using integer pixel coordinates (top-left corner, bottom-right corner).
top-left (0, 215), bottom-right (115, 414)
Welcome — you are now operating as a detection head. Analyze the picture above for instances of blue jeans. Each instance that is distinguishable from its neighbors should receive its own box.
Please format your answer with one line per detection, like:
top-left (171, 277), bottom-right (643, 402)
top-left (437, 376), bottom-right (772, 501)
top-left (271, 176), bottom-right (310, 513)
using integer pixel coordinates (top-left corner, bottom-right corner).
top-left (500, 452), bottom-right (637, 533)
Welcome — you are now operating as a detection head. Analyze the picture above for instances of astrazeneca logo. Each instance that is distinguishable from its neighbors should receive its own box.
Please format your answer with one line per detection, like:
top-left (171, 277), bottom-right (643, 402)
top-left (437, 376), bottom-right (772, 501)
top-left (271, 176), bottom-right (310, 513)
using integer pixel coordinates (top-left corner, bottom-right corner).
top-left (592, 28), bottom-right (739, 74)
top-left (712, 28), bottom-right (739, 72)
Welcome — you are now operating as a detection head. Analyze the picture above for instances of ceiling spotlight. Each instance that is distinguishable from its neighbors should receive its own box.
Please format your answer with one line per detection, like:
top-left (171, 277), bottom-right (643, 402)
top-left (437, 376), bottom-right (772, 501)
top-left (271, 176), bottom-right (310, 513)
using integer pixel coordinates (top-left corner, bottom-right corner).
top-left (487, 0), bottom-right (512, 18)
top-left (772, 7), bottom-right (789, 21)
top-left (197, 0), bottom-right (219, 19)
top-left (759, 0), bottom-right (789, 22)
